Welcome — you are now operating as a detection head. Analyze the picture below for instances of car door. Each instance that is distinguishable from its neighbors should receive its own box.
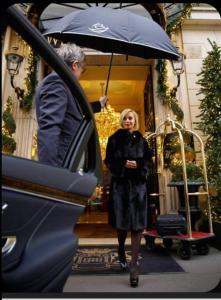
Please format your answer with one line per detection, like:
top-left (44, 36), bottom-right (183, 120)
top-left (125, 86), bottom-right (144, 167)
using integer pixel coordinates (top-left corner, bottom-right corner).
top-left (2, 5), bottom-right (102, 293)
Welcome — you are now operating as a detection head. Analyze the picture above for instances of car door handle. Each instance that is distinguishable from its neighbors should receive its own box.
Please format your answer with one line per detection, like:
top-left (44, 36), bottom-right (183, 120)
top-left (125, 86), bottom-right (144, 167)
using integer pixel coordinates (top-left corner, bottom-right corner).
top-left (2, 236), bottom-right (17, 255)
top-left (2, 202), bottom-right (8, 213)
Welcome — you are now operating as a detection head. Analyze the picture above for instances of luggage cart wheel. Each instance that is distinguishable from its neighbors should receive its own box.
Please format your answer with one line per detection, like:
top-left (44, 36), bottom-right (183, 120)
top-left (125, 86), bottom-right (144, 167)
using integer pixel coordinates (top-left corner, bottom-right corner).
top-left (163, 239), bottom-right (173, 249)
top-left (177, 243), bottom-right (192, 260)
top-left (144, 236), bottom-right (156, 250)
top-left (196, 242), bottom-right (210, 255)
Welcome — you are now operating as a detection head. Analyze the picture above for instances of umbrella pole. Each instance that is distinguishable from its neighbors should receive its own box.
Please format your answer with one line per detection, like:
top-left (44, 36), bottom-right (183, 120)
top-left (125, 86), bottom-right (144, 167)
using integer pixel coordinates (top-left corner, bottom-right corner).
top-left (104, 53), bottom-right (113, 96)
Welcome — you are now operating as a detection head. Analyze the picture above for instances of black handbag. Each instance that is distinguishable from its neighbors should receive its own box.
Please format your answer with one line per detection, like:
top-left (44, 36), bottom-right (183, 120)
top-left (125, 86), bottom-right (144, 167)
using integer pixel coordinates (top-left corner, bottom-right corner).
top-left (156, 214), bottom-right (187, 236)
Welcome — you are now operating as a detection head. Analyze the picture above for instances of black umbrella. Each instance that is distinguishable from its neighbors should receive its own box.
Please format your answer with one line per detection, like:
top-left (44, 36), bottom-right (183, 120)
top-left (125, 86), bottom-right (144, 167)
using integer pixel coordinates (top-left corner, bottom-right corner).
top-left (45, 6), bottom-right (179, 94)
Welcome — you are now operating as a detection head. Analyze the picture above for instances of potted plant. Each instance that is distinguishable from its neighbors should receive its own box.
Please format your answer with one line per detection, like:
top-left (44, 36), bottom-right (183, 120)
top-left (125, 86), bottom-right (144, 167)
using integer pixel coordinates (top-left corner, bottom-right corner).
top-left (2, 96), bottom-right (16, 154)
top-left (169, 161), bottom-right (203, 183)
top-left (2, 134), bottom-right (16, 154)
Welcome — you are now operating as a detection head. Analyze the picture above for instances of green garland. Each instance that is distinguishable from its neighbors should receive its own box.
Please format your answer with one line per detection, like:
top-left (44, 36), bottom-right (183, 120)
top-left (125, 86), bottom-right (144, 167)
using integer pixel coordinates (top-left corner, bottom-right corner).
top-left (2, 96), bottom-right (17, 154)
top-left (166, 4), bottom-right (193, 36)
top-left (156, 59), bottom-right (184, 121)
top-left (156, 4), bottom-right (195, 122)
top-left (20, 48), bottom-right (38, 111)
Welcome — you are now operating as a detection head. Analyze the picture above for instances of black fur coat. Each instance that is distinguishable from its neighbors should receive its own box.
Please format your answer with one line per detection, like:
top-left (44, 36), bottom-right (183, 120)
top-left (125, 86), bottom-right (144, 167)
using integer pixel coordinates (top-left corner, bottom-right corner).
top-left (104, 129), bottom-right (152, 231)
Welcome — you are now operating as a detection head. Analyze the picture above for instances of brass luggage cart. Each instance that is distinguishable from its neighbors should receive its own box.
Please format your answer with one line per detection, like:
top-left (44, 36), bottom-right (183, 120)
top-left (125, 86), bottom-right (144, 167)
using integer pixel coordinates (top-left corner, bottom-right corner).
top-left (143, 115), bottom-right (214, 260)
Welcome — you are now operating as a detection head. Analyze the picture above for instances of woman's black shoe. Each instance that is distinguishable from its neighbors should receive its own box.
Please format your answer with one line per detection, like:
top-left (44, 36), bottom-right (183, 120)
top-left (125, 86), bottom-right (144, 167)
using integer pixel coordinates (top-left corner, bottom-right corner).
top-left (119, 260), bottom-right (127, 270)
top-left (118, 249), bottom-right (127, 270)
top-left (130, 265), bottom-right (139, 287)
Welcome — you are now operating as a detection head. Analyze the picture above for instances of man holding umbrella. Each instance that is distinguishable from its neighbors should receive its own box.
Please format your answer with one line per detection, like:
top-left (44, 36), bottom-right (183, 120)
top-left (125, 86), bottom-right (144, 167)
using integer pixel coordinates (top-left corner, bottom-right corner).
top-left (35, 42), bottom-right (108, 167)
top-left (42, 7), bottom-right (179, 168)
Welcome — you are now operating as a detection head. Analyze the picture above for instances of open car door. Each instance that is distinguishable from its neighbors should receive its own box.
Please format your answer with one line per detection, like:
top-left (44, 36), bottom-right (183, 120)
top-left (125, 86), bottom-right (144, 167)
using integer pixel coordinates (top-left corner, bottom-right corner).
top-left (2, 4), bottom-right (102, 293)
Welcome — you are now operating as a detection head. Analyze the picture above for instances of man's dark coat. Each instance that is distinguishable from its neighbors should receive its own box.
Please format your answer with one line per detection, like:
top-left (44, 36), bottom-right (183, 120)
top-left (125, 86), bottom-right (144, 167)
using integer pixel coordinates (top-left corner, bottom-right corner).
top-left (36, 71), bottom-right (101, 166)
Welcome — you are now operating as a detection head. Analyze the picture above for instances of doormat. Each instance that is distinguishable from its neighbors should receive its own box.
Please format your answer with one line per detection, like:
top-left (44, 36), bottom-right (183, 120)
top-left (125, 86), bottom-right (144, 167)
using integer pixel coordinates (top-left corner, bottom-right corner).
top-left (71, 245), bottom-right (184, 275)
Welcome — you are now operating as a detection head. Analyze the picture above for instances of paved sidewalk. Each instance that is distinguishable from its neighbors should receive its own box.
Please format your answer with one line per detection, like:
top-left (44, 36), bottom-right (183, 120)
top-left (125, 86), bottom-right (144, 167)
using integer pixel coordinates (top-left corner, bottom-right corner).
top-left (64, 241), bottom-right (221, 293)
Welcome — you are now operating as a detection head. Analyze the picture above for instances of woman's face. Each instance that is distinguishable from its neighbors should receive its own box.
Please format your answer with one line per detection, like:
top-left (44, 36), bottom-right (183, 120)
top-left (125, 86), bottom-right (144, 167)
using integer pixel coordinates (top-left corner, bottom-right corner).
top-left (122, 112), bottom-right (135, 131)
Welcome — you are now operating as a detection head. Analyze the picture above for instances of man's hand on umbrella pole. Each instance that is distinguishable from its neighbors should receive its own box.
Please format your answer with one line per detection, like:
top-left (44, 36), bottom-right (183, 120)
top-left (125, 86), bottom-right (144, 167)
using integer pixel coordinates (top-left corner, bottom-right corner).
top-left (99, 95), bottom-right (108, 109)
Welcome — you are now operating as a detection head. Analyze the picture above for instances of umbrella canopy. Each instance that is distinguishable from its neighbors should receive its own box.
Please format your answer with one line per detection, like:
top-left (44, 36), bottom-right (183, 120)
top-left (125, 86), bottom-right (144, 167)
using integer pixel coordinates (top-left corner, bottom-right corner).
top-left (44, 6), bottom-right (179, 60)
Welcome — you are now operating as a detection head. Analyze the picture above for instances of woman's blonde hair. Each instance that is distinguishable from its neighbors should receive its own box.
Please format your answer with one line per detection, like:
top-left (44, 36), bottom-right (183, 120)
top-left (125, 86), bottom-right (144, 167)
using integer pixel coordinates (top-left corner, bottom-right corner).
top-left (120, 108), bottom-right (139, 131)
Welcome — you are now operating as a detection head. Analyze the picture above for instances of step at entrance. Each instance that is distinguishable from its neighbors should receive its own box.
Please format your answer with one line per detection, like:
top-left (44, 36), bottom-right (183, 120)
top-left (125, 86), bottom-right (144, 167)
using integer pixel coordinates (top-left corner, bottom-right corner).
top-left (75, 223), bottom-right (116, 238)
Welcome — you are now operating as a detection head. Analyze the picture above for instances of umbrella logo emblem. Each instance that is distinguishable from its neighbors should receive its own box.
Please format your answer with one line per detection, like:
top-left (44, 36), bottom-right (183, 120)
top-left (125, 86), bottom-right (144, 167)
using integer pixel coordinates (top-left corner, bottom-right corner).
top-left (88, 23), bottom-right (109, 33)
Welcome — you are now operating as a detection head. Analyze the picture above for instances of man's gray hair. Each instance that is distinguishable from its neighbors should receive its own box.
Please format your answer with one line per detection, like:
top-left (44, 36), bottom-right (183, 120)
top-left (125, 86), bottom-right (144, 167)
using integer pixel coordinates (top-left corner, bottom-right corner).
top-left (56, 43), bottom-right (85, 67)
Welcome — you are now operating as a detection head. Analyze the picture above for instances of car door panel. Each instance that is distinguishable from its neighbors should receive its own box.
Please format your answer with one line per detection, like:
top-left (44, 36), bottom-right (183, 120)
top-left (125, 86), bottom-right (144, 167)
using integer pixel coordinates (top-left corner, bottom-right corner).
top-left (3, 154), bottom-right (98, 198)
top-left (2, 187), bottom-right (84, 292)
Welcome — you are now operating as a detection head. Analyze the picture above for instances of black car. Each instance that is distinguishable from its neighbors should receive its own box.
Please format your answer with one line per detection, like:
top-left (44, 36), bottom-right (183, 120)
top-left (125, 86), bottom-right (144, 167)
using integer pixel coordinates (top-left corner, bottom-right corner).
top-left (2, 4), bottom-right (102, 292)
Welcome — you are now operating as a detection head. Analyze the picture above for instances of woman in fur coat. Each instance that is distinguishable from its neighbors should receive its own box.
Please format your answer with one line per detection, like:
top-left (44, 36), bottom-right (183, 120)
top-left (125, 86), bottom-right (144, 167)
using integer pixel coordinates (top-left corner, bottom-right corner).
top-left (104, 108), bottom-right (152, 287)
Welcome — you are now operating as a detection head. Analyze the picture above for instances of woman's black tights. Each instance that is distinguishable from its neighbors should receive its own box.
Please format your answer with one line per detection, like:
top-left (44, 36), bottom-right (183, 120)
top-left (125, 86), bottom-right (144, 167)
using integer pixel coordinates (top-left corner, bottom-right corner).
top-left (117, 229), bottom-right (143, 266)
top-left (117, 229), bottom-right (127, 254)
top-left (131, 230), bottom-right (143, 266)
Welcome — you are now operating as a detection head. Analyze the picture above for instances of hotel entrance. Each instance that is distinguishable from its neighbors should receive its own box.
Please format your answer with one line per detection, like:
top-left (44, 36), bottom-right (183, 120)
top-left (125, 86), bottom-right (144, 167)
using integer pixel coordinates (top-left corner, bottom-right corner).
top-left (75, 53), bottom-right (158, 239)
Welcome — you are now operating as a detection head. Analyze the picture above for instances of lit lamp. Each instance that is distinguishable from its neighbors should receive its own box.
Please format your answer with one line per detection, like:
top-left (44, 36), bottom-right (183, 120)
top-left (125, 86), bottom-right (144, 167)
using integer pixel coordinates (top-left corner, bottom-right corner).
top-left (170, 50), bottom-right (185, 97)
top-left (5, 47), bottom-right (25, 100)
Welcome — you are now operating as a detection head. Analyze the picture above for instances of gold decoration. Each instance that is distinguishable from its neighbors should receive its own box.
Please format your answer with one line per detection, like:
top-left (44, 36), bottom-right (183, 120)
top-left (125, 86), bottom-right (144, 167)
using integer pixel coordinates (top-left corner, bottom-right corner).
top-left (95, 105), bottom-right (120, 160)
top-left (31, 133), bottom-right (38, 160)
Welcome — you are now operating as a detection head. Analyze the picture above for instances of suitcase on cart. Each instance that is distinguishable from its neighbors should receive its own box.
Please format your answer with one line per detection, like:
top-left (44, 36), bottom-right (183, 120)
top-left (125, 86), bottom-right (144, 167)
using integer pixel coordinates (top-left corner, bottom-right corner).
top-left (156, 214), bottom-right (187, 236)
